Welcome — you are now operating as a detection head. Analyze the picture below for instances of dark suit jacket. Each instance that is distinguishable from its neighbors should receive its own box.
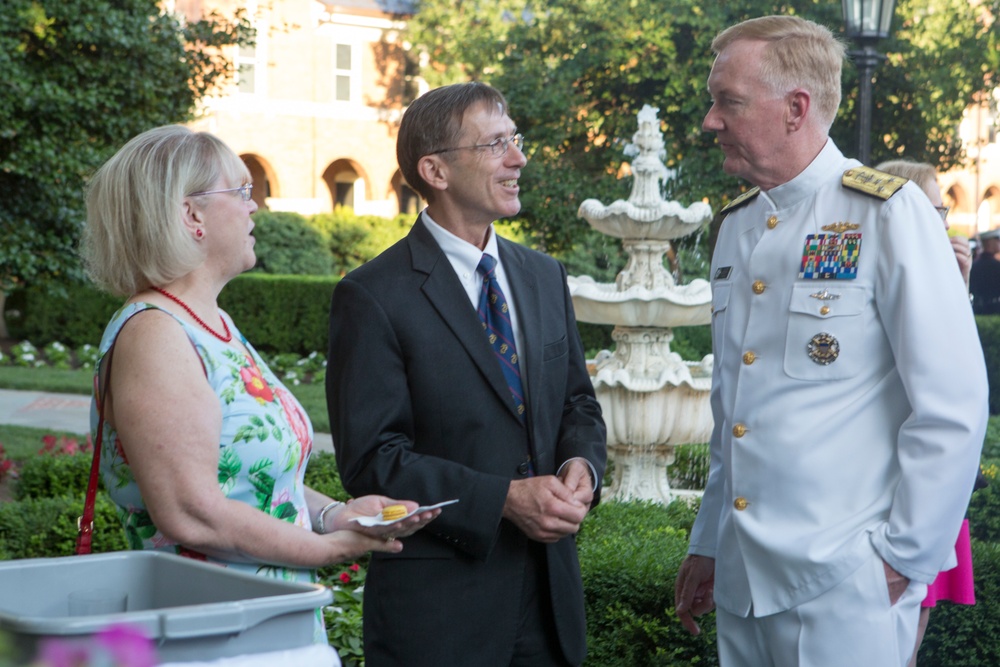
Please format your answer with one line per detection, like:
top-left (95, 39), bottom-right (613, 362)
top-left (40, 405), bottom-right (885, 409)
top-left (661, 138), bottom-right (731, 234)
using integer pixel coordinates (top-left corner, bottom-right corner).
top-left (326, 217), bottom-right (607, 667)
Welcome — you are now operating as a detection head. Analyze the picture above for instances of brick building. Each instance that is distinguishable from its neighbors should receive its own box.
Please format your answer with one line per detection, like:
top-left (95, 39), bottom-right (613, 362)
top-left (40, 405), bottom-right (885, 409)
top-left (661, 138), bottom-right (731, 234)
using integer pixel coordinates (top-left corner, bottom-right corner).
top-left (170, 0), bottom-right (423, 218)
top-left (940, 90), bottom-right (1000, 238)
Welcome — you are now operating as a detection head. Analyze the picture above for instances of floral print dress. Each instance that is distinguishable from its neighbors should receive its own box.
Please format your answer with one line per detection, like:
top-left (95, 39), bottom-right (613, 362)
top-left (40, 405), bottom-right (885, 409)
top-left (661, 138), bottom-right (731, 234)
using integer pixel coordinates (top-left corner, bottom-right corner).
top-left (92, 302), bottom-right (325, 641)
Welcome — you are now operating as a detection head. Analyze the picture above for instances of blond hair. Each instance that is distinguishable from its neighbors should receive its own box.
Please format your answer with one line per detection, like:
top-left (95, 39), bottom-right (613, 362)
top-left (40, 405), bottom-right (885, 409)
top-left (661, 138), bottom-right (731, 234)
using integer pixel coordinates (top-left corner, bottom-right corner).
top-left (876, 159), bottom-right (935, 195)
top-left (713, 16), bottom-right (846, 131)
top-left (81, 125), bottom-right (249, 296)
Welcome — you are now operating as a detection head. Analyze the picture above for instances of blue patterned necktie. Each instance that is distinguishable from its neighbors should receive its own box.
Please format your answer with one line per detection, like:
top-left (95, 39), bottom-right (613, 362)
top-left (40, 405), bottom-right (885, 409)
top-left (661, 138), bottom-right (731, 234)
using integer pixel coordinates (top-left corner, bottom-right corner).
top-left (477, 253), bottom-right (527, 425)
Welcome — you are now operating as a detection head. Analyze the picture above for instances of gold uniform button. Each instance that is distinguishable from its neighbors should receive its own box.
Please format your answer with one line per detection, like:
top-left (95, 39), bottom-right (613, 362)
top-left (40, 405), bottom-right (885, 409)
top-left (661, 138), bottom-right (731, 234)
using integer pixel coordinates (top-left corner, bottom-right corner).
top-left (752, 280), bottom-right (766, 295)
top-left (732, 423), bottom-right (747, 438)
top-left (820, 306), bottom-right (830, 315)
top-left (734, 497), bottom-right (749, 511)
top-left (767, 216), bottom-right (778, 229)
top-left (742, 351), bottom-right (756, 365)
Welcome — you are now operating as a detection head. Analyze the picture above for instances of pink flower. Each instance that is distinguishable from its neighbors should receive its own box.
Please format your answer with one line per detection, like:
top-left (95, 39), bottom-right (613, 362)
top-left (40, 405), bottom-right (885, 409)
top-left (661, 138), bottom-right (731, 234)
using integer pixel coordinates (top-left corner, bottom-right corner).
top-left (33, 625), bottom-right (156, 667)
top-left (36, 638), bottom-right (90, 667)
top-left (276, 387), bottom-right (312, 473)
top-left (95, 624), bottom-right (157, 667)
top-left (340, 572), bottom-right (352, 584)
top-left (349, 563), bottom-right (360, 572)
top-left (240, 357), bottom-right (274, 404)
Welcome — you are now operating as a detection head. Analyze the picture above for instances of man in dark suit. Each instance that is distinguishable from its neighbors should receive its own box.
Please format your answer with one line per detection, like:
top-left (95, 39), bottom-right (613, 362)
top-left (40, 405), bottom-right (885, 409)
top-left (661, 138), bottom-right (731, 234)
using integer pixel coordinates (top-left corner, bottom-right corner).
top-left (971, 229), bottom-right (1000, 314)
top-left (326, 82), bottom-right (607, 667)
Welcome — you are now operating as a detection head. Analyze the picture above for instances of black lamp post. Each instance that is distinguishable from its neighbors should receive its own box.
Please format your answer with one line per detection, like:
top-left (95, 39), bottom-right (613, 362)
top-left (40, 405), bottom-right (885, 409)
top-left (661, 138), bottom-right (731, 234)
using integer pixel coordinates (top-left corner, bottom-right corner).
top-left (842, 0), bottom-right (896, 165)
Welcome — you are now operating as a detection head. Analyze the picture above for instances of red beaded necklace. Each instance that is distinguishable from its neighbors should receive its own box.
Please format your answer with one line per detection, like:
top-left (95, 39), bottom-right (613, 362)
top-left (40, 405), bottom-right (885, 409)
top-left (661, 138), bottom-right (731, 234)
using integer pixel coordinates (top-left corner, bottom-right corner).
top-left (151, 287), bottom-right (233, 343)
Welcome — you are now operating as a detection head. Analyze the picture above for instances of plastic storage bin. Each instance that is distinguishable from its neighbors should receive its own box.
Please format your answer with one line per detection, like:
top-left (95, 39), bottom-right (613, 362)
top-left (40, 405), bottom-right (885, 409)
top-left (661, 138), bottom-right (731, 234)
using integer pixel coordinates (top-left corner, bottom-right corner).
top-left (0, 551), bottom-right (333, 663)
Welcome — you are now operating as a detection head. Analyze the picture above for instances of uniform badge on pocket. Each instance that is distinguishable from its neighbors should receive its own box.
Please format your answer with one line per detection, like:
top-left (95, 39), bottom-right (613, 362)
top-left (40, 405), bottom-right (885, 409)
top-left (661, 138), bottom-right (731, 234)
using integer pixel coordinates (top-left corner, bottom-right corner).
top-left (807, 333), bottom-right (840, 365)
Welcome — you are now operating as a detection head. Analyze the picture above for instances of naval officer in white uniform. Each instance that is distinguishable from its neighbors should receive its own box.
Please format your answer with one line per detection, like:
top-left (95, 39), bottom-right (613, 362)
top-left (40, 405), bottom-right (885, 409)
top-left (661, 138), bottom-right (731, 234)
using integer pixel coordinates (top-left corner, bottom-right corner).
top-left (673, 15), bottom-right (989, 667)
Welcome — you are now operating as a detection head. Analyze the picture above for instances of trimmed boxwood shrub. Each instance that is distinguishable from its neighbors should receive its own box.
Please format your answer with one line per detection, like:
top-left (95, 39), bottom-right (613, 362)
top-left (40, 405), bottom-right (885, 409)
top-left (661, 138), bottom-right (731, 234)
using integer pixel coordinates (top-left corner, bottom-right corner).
top-left (578, 499), bottom-right (717, 666)
top-left (976, 315), bottom-right (1000, 415)
top-left (217, 274), bottom-right (337, 355)
top-left (918, 540), bottom-right (1000, 666)
top-left (304, 451), bottom-right (348, 501)
top-left (5, 284), bottom-right (123, 349)
top-left (251, 210), bottom-right (334, 276)
top-left (15, 451), bottom-right (93, 500)
top-left (0, 493), bottom-right (126, 558)
top-left (6, 274), bottom-right (340, 356)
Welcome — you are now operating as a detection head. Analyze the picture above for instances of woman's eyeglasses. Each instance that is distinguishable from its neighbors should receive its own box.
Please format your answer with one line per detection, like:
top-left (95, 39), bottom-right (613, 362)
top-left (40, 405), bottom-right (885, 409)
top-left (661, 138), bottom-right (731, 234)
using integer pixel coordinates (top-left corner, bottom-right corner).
top-left (188, 184), bottom-right (254, 202)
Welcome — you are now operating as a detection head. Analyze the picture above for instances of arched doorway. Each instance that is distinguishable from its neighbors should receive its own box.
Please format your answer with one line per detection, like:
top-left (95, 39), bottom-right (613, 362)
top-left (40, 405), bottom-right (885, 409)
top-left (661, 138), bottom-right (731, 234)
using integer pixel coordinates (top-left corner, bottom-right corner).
top-left (322, 160), bottom-right (367, 211)
top-left (240, 154), bottom-right (274, 211)
top-left (391, 171), bottom-right (422, 217)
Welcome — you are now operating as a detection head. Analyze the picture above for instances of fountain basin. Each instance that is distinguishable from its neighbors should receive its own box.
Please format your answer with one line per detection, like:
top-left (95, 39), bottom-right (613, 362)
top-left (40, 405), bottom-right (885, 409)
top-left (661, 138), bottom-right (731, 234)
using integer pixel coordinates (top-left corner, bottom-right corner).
top-left (578, 198), bottom-right (712, 240)
top-left (596, 382), bottom-right (713, 448)
top-left (568, 275), bottom-right (712, 327)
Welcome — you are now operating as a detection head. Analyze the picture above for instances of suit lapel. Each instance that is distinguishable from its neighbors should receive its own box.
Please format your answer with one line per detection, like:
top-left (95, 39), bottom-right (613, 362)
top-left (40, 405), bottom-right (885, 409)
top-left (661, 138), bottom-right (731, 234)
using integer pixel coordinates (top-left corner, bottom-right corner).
top-left (409, 219), bottom-right (523, 422)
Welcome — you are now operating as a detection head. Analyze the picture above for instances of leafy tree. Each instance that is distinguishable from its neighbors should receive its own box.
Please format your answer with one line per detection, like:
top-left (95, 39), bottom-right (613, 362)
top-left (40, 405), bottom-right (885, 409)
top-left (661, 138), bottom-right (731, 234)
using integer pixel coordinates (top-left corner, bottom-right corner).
top-left (844, 0), bottom-right (998, 171)
top-left (405, 0), bottom-right (995, 272)
top-left (0, 0), bottom-right (253, 335)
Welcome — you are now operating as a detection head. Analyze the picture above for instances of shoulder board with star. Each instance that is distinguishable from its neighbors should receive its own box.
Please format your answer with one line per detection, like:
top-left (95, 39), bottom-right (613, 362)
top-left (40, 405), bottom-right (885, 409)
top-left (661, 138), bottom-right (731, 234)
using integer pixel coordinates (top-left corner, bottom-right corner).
top-left (719, 187), bottom-right (760, 215)
top-left (842, 166), bottom-right (907, 200)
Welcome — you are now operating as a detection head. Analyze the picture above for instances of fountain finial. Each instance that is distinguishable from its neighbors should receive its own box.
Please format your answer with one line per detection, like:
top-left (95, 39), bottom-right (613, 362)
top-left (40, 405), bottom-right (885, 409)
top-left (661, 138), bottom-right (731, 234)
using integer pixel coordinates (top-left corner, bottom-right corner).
top-left (578, 106), bottom-right (711, 239)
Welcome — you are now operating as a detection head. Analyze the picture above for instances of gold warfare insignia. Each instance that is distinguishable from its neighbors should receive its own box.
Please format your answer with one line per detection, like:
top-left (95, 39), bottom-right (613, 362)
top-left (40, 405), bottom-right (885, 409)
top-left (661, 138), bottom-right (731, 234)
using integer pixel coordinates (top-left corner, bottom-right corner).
top-left (822, 222), bottom-right (860, 233)
top-left (842, 167), bottom-right (907, 200)
top-left (807, 333), bottom-right (840, 365)
top-left (489, 333), bottom-right (497, 344)
top-left (490, 294), bottom-right (498, 304)
top-left (500, 343), bottom-right (509, 354)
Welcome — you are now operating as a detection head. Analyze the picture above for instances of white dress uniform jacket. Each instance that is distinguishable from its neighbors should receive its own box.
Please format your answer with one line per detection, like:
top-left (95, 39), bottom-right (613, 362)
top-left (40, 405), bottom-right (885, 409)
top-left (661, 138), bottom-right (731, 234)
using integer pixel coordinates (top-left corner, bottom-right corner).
top-left (688, 139), bottom-right (989, 618)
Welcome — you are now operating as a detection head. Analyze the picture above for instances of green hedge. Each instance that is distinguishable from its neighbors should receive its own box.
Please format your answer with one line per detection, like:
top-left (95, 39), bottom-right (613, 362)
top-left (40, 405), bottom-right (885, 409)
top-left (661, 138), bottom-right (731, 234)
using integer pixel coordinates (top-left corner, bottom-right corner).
top-left (15, 451), bottom-right (93, 500)
top-left (918, 540), bottom-right (1000, 666)
top-left (0, 494), bottom-right (126, 558)
top-left (303, 451), bottom-right (349, 501)
top-left (251, 210), bottom-right (335, 276)
top-left (6, 274), bottom-right (340, 356)
top-left (578, 499), bottom-right (717, 666)
top-left (977, 315), bottom-right (1000, 415)
top-left (9, 275), bottom-right (712, 361)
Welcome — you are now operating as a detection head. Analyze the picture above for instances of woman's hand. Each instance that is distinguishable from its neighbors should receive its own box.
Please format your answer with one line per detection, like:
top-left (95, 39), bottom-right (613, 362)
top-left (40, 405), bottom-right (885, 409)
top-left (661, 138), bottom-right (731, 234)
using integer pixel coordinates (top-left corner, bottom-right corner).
top-left (321, 525), bottom-right (405, 562)
top-left (329, 496), bottom-right (441, 541)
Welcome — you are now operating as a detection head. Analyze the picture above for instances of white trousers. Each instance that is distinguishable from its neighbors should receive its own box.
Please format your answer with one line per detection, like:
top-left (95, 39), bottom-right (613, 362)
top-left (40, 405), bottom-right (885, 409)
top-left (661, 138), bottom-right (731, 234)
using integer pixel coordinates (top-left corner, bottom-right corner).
top-left (715, 548), bottom-right (926, 667)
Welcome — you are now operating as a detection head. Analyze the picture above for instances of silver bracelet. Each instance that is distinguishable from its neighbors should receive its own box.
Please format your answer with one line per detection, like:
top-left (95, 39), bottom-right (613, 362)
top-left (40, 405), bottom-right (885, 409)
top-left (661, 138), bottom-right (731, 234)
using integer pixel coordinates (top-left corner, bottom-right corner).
top-left (316, 501), bottom-right (344, 535)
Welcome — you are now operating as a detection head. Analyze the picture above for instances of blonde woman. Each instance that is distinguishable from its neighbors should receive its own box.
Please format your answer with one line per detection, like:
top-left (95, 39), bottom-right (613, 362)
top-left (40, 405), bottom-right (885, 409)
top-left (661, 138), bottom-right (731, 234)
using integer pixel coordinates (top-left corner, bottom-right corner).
top-left (81, 125), bottom-right (440, 655)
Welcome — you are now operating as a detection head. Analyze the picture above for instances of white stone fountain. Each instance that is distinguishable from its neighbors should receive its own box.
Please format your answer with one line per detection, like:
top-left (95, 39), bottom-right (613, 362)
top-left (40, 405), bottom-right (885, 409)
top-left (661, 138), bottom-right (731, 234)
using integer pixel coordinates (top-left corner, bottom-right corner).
top-left (568, 105), bottom-right (714, 504)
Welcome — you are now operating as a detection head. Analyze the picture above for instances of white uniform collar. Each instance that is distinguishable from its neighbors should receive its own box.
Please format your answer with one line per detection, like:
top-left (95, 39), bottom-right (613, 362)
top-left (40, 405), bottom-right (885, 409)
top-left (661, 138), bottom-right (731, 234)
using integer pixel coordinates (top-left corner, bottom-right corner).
top-left (760, 139), bottom-right (852, 210)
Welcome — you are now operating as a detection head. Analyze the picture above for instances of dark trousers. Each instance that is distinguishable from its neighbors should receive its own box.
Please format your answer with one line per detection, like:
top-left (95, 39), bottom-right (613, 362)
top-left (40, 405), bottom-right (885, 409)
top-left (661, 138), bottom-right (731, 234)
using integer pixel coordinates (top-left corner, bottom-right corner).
top-left (511, 541), bottom-right (574, 667)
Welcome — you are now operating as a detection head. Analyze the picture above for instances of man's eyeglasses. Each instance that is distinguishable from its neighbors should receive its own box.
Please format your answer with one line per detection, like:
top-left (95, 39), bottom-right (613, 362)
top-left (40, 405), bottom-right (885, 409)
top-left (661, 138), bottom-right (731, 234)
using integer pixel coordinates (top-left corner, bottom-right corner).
top-left (188, 183), bottom-right (254, 202)
top-left (935, 205), bottom-right (950, 222)
top-left (429, 134), bottom-right (525, 158)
